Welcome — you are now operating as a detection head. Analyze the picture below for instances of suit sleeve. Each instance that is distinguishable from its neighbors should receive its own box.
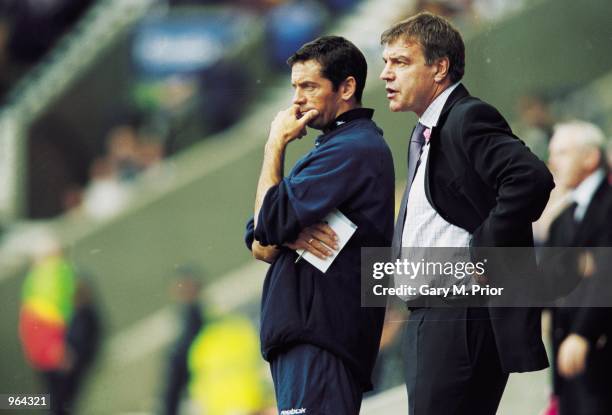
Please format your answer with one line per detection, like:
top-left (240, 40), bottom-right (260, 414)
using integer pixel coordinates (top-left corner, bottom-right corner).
top-left (460, 102), bottom-right (555, 246)
top-left (254, 140), bottom-right (373, 246)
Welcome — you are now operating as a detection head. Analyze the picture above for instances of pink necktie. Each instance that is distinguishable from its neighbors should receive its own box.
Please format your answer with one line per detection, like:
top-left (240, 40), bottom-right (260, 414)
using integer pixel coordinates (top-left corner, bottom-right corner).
top-left (423, 127), bottom-right (431, 143)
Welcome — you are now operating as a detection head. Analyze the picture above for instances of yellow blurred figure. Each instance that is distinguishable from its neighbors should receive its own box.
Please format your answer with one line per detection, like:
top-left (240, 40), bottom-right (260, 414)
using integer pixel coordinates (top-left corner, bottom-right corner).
top-left (188, 314), bottom-right (266, 415)
top-left (20, 251), bottom-right (76, 370)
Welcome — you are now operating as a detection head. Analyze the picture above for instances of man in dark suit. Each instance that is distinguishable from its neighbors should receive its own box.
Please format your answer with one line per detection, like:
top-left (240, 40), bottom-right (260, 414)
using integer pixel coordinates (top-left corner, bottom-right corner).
top-left (379, 12), bottom-right (554, 414)
top-left (545, 120), bottom-right (612, 415)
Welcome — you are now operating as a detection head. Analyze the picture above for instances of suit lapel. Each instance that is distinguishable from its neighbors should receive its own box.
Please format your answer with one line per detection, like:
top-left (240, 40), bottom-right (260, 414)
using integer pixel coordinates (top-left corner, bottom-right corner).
top-left (423, 84), bottom-right (470, 212)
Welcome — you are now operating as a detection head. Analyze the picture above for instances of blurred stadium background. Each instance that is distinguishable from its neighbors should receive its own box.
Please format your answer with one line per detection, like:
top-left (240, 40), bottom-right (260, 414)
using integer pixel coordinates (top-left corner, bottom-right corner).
top-left (1, 0), bottom-right (612, 413)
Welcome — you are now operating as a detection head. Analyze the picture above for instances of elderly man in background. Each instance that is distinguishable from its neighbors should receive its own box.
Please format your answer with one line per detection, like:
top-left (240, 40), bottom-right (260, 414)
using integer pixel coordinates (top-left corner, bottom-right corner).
top-left (545, 120), bottom-right (612, 415)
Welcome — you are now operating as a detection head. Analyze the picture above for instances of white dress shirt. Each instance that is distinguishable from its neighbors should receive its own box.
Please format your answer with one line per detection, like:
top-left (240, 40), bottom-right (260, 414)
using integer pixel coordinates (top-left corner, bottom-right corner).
top-left (396, 83), bottom-right (477, 300)
top-left (401, 82), bottom-right (471, 249)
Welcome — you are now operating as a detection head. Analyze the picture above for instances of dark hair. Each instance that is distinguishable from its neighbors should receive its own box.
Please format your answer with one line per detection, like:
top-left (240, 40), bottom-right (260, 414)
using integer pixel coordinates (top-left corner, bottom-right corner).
top-left (287, 35), bottom-right (367, 103)
top-left (381, 12), bottom-right (465, 83)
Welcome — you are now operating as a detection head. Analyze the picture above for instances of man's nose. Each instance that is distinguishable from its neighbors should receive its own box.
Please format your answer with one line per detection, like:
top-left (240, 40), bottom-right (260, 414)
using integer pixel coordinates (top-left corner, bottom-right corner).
top-left (380, 64), bottom-right (393, 81)
top-left (292, 91), bottom-right (306, 105)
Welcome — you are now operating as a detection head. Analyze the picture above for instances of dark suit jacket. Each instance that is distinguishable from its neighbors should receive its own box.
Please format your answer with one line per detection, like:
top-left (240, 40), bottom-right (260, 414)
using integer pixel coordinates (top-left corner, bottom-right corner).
top-left (543, 179), bottom-right (612, 299)
top-left (393, 84), bottom-right (554, 372)
top-left (547, 179), bottom-right (612, 395)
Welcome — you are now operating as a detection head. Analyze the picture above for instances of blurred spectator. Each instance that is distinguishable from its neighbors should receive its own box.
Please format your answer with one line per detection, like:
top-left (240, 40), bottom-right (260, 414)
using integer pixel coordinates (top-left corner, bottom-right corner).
top-left (62, 277), bottom-right (101, 412)
top-left (77, 113), bottom-right (168, 218)
top-left (61, 185), bottom-right (84, 213)
top-left (159, 265), bottom-right (205, 415)
top-left (18, 232), bottom-right (76, 414)
top-left (138, 137), bottom-right (165, 171)
top-left (188, 313), bottom-right (269, 415)
top-left (81, 158), bottom-right (130, 220)
top-left (106, 124), bottom-right (144, 182)
top-left (516, 93), bottom-right (555, 162)
top-left (543, 120), bottom-right (612, 415)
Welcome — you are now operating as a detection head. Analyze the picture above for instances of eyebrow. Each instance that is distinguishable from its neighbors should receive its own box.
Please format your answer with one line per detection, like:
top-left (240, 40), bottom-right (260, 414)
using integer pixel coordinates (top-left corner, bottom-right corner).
top-left (383, 54), bottom-right (410, 63)
top-left (292, 80), bottom-right (319, 88)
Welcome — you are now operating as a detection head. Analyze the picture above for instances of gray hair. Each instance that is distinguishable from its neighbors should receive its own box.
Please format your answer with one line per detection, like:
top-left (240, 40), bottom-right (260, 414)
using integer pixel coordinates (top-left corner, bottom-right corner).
top-left (553, 120), bottom-right (606, 150)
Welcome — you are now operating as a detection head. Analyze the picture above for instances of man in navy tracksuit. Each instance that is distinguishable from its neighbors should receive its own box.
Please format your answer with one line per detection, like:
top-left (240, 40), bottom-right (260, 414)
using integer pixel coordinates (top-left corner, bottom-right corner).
top-left (245, 36), bottom-right (395, 414)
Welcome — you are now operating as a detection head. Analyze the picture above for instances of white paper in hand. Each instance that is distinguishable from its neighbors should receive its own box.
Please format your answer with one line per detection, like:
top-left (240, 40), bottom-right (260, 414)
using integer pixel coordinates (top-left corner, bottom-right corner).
top-left (296, 209), bottom-right (357, 273)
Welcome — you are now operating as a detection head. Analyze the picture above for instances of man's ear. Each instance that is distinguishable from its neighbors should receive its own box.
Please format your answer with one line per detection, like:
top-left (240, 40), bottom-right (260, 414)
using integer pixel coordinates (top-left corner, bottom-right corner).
top-left (340, 76), bottom-right (357, 102)
top-left (584, 148), bottom-right (601, 171)
top-left (433, 57), bottom-right (450, 83)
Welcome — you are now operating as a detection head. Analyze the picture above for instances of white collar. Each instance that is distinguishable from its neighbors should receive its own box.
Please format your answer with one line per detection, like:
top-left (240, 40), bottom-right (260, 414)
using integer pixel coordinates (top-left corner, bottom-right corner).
top-left (572, 168), bottom-right (605, 211)
top-left (419, 82), bottom-right (460, 129)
